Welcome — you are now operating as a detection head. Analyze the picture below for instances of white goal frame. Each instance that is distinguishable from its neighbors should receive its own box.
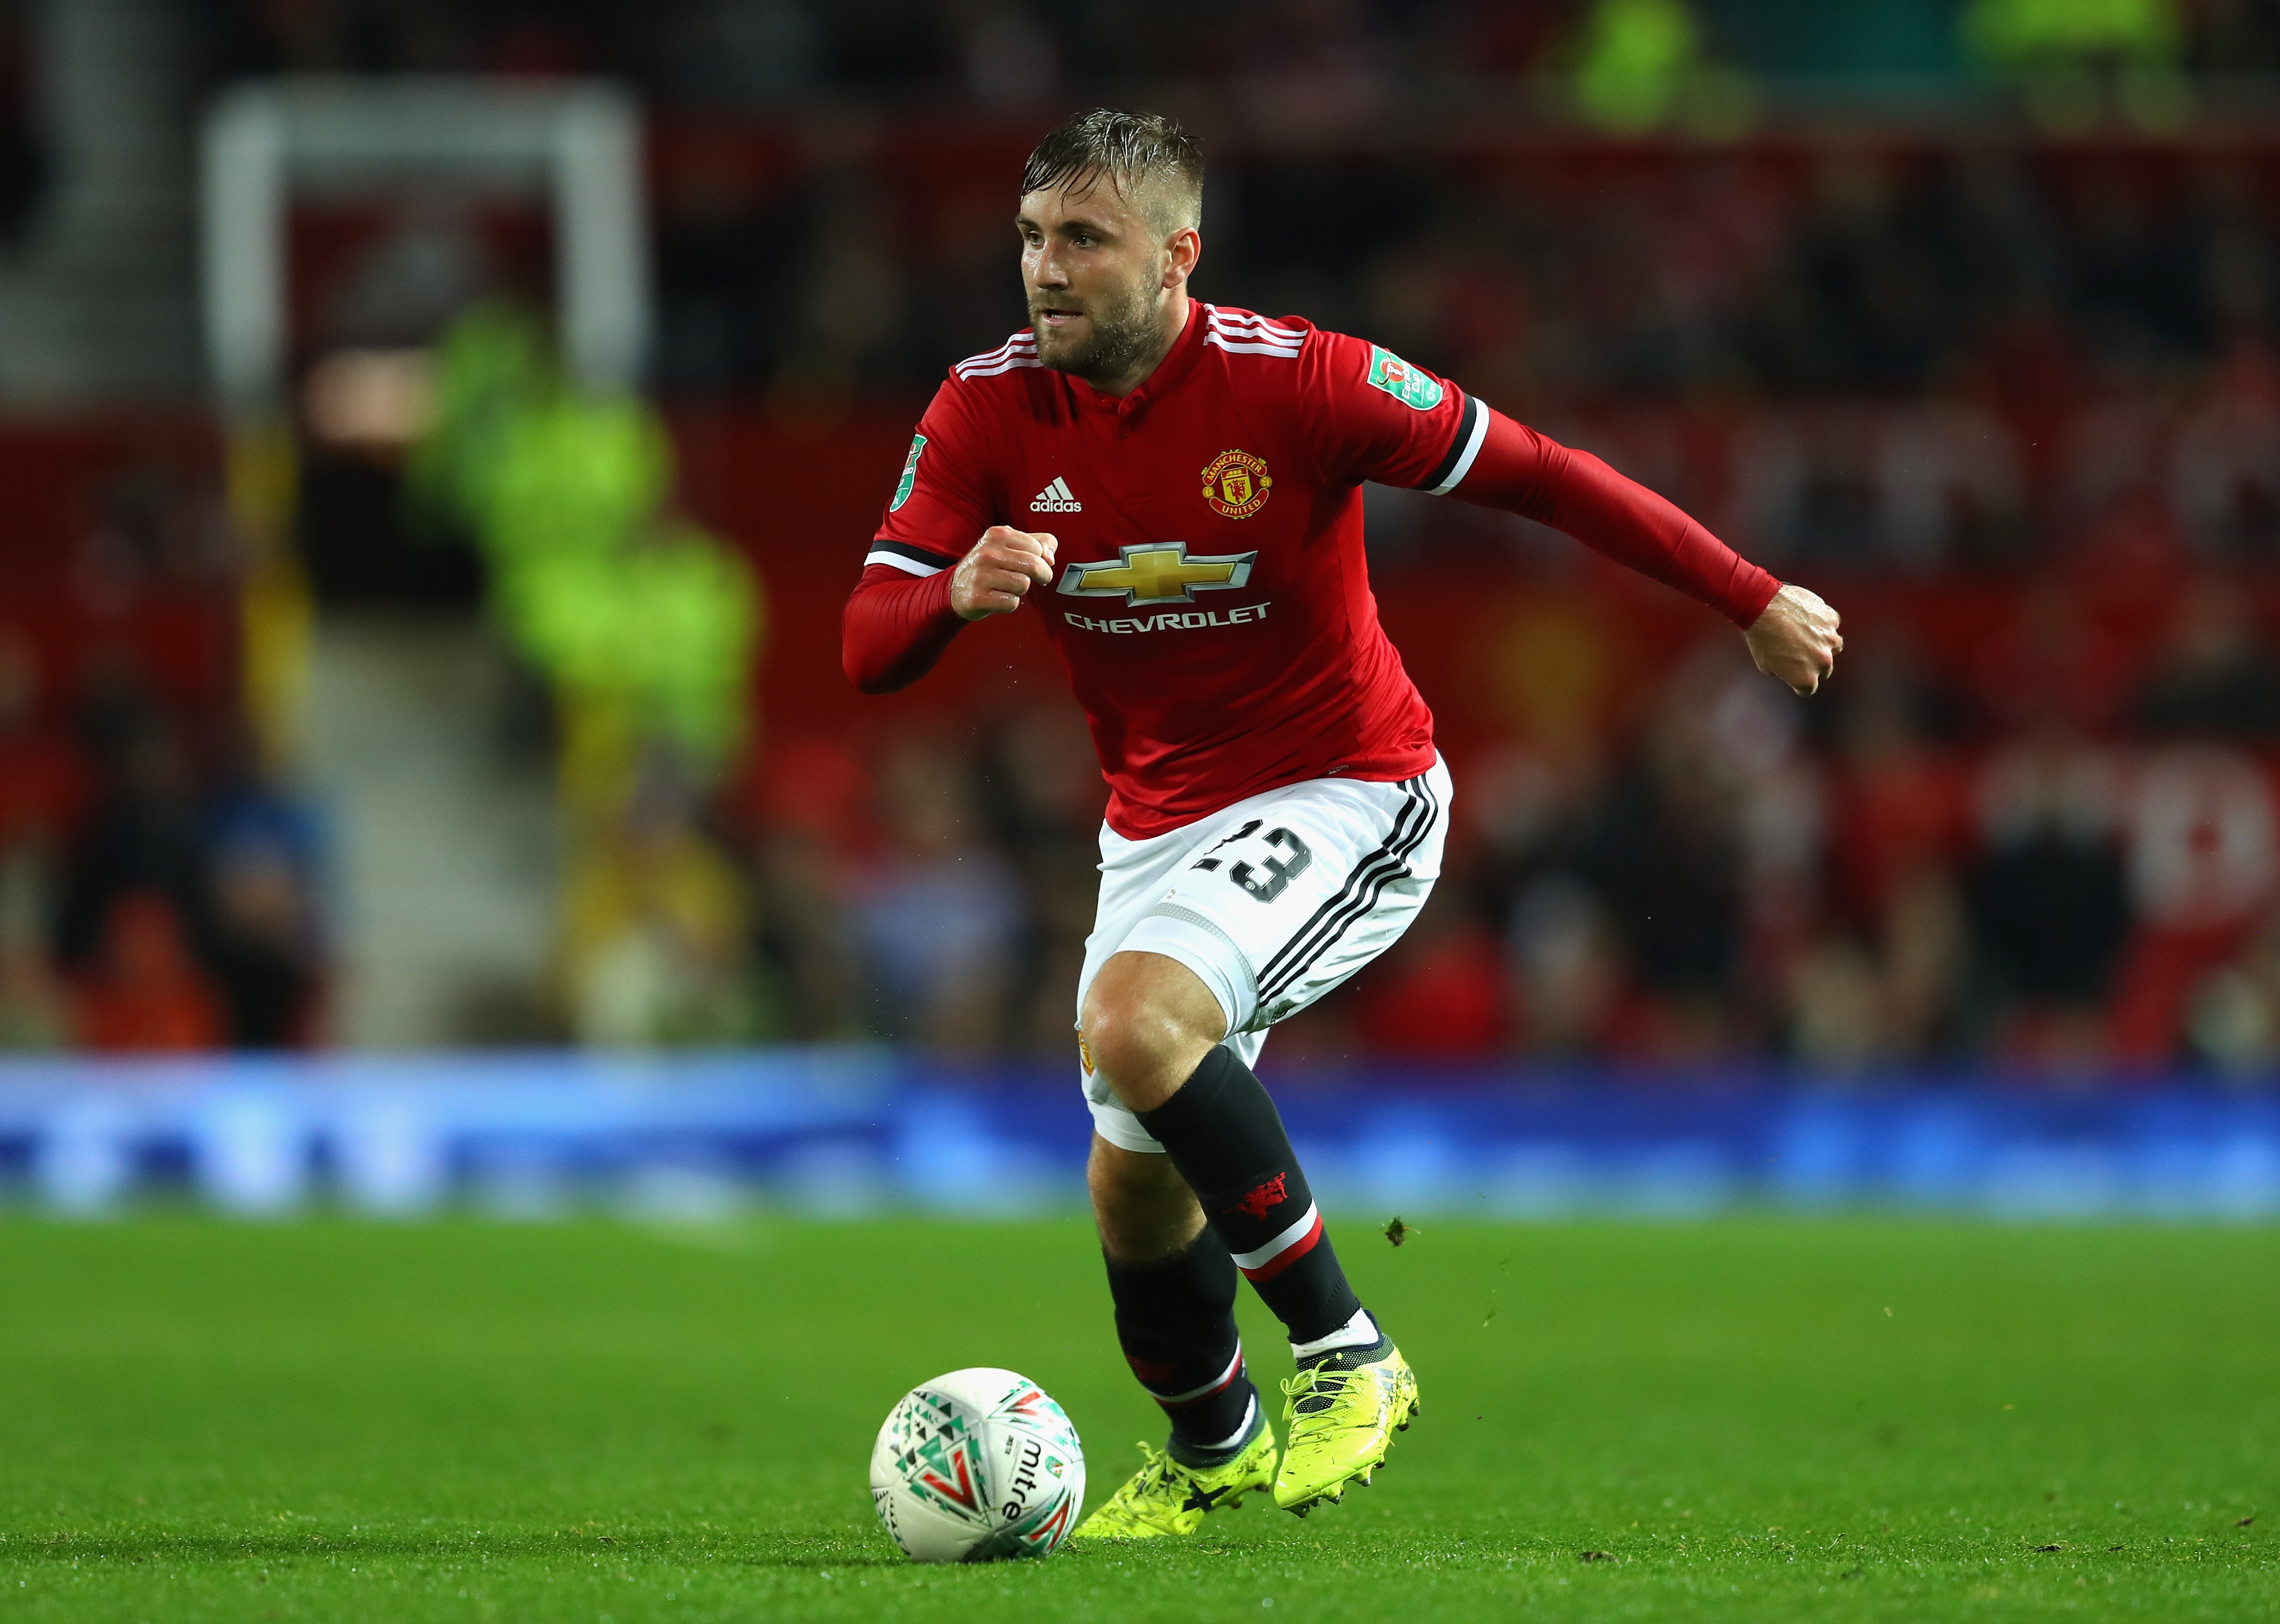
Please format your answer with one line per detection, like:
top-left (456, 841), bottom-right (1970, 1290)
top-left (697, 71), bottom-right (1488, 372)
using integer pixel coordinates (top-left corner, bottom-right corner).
top-left (201, 77), bottom-right (649, 413)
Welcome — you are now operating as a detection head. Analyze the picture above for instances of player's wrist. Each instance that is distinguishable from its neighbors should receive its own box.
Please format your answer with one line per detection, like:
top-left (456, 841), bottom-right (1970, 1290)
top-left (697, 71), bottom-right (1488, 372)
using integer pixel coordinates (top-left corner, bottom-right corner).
top-left (1731, 569), bottom-right (1784, 630)
top-left (929, 563), bottom-right (980, 622)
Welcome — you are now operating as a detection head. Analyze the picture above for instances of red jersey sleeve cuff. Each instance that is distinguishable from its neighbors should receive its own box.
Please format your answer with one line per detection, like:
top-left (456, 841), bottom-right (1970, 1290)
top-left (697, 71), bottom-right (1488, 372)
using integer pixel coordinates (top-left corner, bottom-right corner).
top-left (1727, 562), bottom-right (1782, 628)
top-left (844, 563), bottom-right (965, 693)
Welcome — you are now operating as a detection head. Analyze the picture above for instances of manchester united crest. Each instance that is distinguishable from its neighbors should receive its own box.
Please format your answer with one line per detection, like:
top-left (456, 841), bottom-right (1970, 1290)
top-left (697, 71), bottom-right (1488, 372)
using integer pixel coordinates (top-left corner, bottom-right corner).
top-left (1200, 449), bottom-right (1272, 519)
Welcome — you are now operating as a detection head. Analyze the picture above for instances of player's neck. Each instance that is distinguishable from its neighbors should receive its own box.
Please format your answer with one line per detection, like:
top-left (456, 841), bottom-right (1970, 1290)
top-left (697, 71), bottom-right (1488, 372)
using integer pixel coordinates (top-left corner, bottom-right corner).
top-left (1086, 288), bottom-right (1190, 399)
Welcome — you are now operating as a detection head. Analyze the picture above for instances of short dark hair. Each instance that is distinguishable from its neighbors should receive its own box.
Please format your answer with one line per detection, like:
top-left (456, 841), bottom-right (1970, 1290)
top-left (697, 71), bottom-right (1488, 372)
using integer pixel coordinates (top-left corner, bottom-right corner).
top-left (1020, 109), bottom-right (1204, 236)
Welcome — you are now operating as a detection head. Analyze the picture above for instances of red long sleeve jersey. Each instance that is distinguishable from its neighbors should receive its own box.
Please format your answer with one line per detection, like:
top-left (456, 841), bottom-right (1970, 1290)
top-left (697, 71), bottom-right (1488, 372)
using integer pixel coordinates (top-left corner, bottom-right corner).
top-left (849, 303), bottom-right (1777, 838)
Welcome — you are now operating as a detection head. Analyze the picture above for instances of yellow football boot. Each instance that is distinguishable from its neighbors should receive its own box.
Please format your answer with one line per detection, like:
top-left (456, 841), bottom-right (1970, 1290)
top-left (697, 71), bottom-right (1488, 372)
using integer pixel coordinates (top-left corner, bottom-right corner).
top-left (1272, 1342), bottom-right (1419, 1514)
top-left (1070, 1422), bottom-right (1278, 1540)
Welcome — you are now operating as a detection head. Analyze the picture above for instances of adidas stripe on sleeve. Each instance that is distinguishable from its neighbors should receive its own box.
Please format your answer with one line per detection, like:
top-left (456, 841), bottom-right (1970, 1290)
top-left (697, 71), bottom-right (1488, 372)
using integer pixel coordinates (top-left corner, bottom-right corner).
top-left (953, 330), bottom-right (1041, 380)
top-left (1203, 306), bottom-right (1305, 359)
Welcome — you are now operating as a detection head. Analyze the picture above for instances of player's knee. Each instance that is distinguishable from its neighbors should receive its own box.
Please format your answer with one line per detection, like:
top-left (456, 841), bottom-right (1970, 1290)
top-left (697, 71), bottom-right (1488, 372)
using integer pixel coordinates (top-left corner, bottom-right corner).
top-left (1077, 992), bottom-right (1152, 1093)
top-left (1080, 997), bottom-right (1186, 1108)
top-left (1080, 954), bottom-right (1224, 1098)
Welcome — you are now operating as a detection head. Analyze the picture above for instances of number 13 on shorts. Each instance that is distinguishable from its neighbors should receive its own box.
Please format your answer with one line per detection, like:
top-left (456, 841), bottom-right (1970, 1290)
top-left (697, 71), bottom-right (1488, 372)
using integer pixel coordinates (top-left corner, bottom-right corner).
top-left (1107, 761), bottom-right (1450, 1037)
top-left (1190, 819), bottom-right (1314, 901)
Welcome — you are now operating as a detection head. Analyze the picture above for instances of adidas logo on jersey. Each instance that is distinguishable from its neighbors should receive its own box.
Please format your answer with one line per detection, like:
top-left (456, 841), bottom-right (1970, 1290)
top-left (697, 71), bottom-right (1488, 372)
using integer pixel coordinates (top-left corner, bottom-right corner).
top-left (1030, 477), bottom-right (1083, 513)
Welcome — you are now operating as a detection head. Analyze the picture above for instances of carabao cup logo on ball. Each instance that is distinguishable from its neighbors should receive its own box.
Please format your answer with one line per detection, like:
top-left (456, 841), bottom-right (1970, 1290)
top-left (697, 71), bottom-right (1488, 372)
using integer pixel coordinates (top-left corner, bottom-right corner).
top-left (869, 1368), bottom-right (1085, 1562)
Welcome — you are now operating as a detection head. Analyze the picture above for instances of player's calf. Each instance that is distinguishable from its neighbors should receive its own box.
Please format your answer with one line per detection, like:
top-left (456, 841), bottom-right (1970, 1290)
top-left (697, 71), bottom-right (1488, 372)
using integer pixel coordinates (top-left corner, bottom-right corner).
top-left (1085, 1130), bottom-right (1279, 1540)
top-left (1127, 1044), bottom-right (1382, 1358)
top-left (1098, 1220), bottom-right (1260, 1461)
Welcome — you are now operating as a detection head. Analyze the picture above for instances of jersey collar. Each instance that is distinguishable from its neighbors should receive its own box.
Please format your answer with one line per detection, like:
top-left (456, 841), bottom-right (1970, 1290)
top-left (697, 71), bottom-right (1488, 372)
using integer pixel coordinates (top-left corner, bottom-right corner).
top-left (1065, 299), bottom-right (1204, 427)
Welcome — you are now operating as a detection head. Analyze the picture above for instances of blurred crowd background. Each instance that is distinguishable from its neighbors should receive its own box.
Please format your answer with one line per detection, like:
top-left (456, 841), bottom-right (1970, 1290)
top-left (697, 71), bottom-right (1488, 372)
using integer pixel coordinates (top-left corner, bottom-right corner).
top-left (6, 0), bottom-right (2280, 1078)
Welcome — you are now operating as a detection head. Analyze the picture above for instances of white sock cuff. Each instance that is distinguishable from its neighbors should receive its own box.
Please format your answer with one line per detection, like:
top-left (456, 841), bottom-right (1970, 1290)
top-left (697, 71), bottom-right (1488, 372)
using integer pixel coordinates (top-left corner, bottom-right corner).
top-left (1195, 1391), bottom-right (1258, 1454)
top-left (1290, 1306), bottom-right (1377, 1360)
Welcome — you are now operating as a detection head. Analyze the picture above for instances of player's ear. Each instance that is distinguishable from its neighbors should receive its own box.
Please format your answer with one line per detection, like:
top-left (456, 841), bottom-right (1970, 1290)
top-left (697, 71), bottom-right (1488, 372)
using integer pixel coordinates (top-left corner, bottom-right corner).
top-left (1165, 224), bottom-right (1201, 290)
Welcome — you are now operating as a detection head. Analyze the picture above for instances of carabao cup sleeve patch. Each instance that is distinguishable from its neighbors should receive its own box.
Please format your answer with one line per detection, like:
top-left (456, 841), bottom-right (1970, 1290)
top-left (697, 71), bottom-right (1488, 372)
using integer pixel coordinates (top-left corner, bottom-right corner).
top-left (1365, 347), bottom-right (1444, 411)
top-left (889, 434), bottom-right (926, 512)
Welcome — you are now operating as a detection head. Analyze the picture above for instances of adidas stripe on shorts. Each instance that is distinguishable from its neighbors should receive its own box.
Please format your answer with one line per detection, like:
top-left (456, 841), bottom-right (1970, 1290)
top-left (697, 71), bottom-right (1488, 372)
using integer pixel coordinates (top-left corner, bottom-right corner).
top-left (1077, 755), bottom-right (1452, 1153)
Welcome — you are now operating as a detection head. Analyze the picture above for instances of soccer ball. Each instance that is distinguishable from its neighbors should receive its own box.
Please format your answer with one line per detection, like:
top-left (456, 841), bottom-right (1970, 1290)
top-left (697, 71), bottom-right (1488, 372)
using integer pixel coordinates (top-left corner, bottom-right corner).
top-left (869, 1368), bottom-right (1085, 1561)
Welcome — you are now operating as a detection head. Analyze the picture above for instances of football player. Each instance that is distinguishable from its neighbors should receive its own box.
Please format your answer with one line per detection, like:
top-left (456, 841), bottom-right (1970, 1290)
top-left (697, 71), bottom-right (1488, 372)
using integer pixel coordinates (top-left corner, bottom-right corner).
top-left (843, 109), bottom-right (1841, 1534)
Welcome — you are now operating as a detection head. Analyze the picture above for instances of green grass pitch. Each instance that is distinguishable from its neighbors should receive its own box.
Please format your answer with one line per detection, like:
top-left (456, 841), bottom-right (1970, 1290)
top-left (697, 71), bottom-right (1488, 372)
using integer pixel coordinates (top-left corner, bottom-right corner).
top-left (0, 1215), bottom-right (2272, 1622)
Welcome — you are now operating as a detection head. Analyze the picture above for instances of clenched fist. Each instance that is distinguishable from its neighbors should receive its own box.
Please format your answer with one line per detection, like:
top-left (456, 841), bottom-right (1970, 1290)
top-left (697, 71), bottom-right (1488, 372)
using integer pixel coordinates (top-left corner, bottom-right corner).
top-left (1745, 583), bottom-right (1843, 695)
top-left (951, 526), bottom-right (1059, 620)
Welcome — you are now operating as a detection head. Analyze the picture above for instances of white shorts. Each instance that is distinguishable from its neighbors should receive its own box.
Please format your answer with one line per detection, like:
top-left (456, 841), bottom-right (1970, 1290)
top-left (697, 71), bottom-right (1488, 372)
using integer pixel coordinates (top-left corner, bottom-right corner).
top-left (1076, 756), bottom-right (1452, 1153)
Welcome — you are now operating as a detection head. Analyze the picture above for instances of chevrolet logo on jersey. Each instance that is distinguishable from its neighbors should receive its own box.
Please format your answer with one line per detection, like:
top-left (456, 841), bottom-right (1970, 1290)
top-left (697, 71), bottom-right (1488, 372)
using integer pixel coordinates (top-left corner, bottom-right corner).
top-left (1057, 543), bottom-right (1258, 606)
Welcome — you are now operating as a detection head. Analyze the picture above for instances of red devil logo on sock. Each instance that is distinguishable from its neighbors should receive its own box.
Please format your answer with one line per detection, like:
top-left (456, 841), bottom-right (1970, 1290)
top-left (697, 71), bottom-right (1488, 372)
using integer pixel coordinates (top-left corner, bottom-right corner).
top-left (1226, 1172), bottom-right (1288, 1221)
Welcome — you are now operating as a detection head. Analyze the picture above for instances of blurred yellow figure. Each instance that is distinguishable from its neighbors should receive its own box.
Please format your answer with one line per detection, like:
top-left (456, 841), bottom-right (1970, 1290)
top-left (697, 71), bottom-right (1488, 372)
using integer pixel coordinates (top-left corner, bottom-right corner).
top-left (1963, 0), bottom-right (2189, 131)
top-left (1574, 0), bottom-right (1701, 133)
top-left (522, 524), bottom-right (761, 805)
top-left (476, 392), bottom-right (673, 566)
top-left (410, 304), bottom-right (768, 1046)
top-left (1963, 0), bottom-right (2181, 68)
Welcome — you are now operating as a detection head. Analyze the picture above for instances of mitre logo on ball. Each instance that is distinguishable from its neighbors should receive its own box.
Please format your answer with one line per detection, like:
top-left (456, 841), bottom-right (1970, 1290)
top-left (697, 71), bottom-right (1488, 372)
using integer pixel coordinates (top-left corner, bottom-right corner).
top-left (1201, 449), bottom-right (1272, 518)
top-left (870, 1368), bottom-right (1085, 1563)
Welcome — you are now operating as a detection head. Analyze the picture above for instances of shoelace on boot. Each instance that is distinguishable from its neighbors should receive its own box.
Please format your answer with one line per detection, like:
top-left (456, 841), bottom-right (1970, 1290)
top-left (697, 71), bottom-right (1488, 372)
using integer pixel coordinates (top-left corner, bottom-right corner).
top-left (1280, 1361), bottom-right (1356, 1420)
top-left (1120, 1441), bottom-right (1179, 1495)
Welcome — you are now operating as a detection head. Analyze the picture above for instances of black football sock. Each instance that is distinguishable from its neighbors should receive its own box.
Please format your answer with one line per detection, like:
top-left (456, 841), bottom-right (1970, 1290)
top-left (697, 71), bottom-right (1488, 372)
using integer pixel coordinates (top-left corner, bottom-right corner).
top-left (1134, 1045), bottom-right (1367, 1347)
top-left (1102, 1230), bottom-right (1260, 1461)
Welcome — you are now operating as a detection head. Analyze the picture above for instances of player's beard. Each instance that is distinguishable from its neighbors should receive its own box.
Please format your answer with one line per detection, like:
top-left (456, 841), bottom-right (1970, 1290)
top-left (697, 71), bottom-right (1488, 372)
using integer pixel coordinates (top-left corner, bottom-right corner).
top-left (1029, 272), bottom-right (1158, 386)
